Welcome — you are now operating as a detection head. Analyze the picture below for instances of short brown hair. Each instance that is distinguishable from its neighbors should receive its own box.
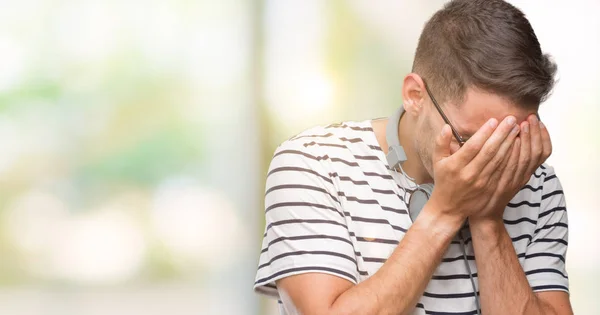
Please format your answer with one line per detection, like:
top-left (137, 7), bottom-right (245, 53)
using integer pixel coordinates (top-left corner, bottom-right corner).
top-left (412, 0), bottom-right (557, 108)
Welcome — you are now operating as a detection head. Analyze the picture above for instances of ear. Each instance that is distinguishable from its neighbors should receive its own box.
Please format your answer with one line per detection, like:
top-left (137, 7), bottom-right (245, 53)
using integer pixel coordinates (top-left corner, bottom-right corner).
top-left (402, 73), bottom-right (426, 116)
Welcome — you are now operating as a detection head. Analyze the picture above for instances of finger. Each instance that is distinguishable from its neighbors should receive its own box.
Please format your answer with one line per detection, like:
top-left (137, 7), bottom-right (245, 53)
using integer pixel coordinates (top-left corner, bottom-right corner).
top-left (505, 138), bottom-right (520, 172)
top-left (433, 124), bottom-right (453, 163)
top-left (485, 142), bottom-right (515, 194)
top-left (526, 114), bottom-right (542, 175)
top-left (450, 141), bottom-right (460, 155)
top-left (502, 137), bottom-right (521, 184)
top-left (453, 118), bottom-right (498, 164)
top-left (539, 121), bottom-right (553, 165)
top-left (488, 140), bottom-right (514, 182)
top-left (511, 137), bottom-right (521, 167)
top-left (465, 116), bottom-right (517, 176)
top-left (493, 137), bottom-right (521, 187)
top-left (514, 121), bottom-right (531, 187)
top-left (479, 121), bottom-right (520, 179)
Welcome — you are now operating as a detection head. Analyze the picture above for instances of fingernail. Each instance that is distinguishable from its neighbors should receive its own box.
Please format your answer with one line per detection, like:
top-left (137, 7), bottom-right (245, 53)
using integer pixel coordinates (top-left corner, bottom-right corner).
top-left (539, 121), bottom-right (545, 129)
top-left (488, 118), bottom-right (498, 128)
top-left (512, 125), bottom-right (520, 134)
top-left (523, 123), bottom-right (529, 133)
top-left (507, 116), bottom-right (516, 126)
top-left (530, 115), bottom-right (538, 126)
top-left (441, 124), bottom-right (449, 136)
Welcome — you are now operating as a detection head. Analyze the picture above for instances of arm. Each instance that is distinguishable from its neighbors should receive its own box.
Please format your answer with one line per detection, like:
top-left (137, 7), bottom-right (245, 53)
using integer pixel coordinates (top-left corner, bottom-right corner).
top-left (470, 220), bottom-right (572, 315)
top-left (469, 116), bottom-right (572, 315)
top-left (278, 205), bottom-right (463, 315)
top-left (275, 117), bottom-right (520, 315)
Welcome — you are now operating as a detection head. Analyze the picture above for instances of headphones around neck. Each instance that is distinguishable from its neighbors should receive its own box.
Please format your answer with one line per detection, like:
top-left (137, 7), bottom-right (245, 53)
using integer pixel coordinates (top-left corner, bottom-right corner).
top-left (385, 107), bottom-right (434, 222)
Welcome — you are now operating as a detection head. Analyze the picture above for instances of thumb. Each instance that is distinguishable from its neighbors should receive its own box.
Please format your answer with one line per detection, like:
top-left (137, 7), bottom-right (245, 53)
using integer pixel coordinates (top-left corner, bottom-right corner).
top-left (434, 124), bottom-right (452, 163)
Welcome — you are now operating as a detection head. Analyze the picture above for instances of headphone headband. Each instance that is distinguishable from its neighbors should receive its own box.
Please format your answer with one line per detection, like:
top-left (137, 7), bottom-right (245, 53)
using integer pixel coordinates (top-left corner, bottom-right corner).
top-left (385, 106), bottom-right (433, 221)
top-left (385, 107), bottom-right (407, 170)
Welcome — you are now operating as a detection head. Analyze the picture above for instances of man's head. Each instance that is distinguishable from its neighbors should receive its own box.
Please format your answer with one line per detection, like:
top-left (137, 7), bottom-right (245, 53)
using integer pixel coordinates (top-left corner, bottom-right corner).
top-left (402, 0), bottom-right (557, 177)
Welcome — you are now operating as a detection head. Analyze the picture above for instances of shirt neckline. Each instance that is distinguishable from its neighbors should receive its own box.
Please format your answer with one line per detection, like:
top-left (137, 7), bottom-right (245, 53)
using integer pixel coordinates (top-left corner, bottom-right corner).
top-left (365, 119), bottom-right (417, 190)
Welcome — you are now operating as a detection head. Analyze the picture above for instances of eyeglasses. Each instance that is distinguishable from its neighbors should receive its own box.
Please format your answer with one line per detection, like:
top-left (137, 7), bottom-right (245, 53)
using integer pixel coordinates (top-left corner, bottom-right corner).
top-left (422, 79), bottom-right (469, 147)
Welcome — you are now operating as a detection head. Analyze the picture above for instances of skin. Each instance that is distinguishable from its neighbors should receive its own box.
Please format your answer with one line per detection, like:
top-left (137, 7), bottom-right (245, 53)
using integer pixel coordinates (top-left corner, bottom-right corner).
top-left (276, 73), bottom-right (573, 315)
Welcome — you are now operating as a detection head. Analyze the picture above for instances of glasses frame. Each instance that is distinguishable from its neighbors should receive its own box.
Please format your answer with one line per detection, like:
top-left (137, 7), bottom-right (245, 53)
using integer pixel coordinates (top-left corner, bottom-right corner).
top-left (422, 79), bottom-right (468, 147)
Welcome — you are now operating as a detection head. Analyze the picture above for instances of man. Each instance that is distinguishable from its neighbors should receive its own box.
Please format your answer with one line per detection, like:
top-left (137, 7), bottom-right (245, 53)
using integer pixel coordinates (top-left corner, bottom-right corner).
top-left (254, 0), bottom-right (572, 314)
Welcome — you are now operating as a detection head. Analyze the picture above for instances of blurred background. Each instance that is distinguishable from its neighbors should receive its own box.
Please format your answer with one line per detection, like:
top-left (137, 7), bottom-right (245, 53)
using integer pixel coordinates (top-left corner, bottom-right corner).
top-left (0, 0), bottom-right (597, 314)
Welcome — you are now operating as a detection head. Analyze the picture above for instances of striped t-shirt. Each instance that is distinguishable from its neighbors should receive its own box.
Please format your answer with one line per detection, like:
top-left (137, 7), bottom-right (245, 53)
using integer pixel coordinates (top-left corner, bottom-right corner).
top-left (254, 119), bottom-right (569, 314)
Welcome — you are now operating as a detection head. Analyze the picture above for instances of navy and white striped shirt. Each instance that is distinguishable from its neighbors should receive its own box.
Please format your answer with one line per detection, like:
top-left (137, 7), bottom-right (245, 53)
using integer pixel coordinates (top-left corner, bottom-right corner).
top-left (254, 119), bottom-right (569, 314)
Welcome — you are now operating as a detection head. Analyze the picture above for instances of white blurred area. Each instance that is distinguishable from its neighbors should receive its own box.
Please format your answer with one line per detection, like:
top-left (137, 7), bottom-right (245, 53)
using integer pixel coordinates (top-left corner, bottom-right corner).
top-left (0, 1), bottom-right (597, 315)
top-left (5, 191), bottom-right (146, 283)
top-left (0, 0), bottom-right (259, 314)
top-left (151, 178), bottom-right (247, 271)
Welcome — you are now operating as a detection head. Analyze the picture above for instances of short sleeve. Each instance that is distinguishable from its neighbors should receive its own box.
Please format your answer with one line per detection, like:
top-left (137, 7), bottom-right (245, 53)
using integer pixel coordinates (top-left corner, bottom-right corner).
top-left (253, 140), bottom-right (359, 298)
top-left (523, 166), bottom-right (569, 293)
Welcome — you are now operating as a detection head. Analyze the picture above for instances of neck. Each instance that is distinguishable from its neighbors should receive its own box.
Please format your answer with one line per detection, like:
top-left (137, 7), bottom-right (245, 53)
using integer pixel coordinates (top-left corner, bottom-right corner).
top-left (398, 113), bottom-right (433, 184)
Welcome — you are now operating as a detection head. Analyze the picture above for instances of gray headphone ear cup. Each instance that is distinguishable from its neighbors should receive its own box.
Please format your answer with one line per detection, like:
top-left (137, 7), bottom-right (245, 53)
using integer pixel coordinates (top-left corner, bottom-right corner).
top-left (420, 183), bottom-right (434, 196)
top-left (408, 185), bottom-right (433, 222)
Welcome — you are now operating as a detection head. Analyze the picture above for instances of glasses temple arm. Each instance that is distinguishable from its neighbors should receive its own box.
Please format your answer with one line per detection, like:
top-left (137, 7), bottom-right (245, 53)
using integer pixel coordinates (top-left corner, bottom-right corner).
top-left (423, 83), bottom-right (465, 145)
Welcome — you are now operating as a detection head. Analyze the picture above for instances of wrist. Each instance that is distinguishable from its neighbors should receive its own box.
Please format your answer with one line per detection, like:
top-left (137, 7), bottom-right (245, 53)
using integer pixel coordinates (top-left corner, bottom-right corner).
top-left (416, 199), bottom-right (465, 240)
top-left (469, 216), bottom-right (504, 229)
top-left (469, 217), bottom-right (506, 244)
top-left (469, 203), bottom-right (506, 224)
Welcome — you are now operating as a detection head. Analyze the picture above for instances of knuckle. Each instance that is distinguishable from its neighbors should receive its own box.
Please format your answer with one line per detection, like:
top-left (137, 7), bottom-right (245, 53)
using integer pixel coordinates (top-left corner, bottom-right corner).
top-left (459, 172), bottom-right (470, 184)
top-left (483, 146), bottom-right (498, 159)
top-left (460, 171), bottom-right (476, 183)
top-left (499, 162), bottom-right (510, 173)
top-left (531, 146), bottom-right (542, 158)
top-left (464, 145), bottom-right (479, 156)
top-left (519, 152), bottom-right (529, 163)
top-left (474, 179), bottom-right (486, 190)
top-left (507, 151), bottom-right (516, 163)
top-left (491, 155), bottom-right (503, 169)
top-left (451, 164), bottom-right (462, 175)
top-left (445, 161), bottom-right (459, 174)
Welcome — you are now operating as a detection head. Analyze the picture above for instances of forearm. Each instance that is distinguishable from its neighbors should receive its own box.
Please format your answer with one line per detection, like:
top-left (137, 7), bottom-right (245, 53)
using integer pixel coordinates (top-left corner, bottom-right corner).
top-left (470, 220), bottom-right (556, 315)
top-left (330, 204), bottom-right (464, 315)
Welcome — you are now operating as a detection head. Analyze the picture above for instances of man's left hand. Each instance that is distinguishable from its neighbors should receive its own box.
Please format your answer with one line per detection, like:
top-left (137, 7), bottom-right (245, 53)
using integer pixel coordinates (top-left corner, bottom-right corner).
top-left (471, 114), bottom-right (552, 223)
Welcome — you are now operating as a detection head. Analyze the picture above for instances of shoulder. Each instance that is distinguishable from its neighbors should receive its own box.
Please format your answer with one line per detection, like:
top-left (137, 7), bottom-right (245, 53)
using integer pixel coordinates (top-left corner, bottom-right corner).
top-left (507, 164), bottom-right (564, 214)
top-left (273, 120), bottom-right (378, 163)
top-left (526, 163), bottom-right (563, 198)
top-left (286, 120), bottom-right (375, 144)
top-left (513, 163), bottom-right (566, 220)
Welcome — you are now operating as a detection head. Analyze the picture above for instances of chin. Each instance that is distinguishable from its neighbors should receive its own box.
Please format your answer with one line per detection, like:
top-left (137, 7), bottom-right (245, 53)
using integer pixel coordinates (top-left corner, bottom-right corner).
top-left (425, 163), bottom-right (435, 182)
